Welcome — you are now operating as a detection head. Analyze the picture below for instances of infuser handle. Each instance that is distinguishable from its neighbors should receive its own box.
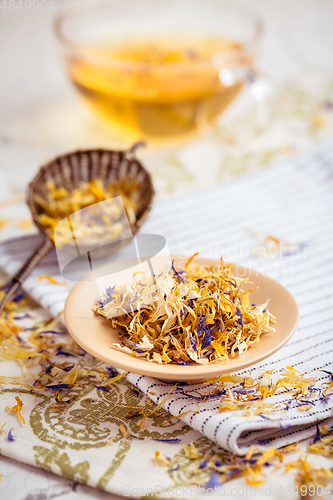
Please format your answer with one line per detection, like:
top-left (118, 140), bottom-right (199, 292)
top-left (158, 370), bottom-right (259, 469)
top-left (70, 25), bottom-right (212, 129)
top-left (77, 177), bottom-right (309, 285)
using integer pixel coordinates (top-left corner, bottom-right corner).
top-left (0, 237), bottom-right (54, 315)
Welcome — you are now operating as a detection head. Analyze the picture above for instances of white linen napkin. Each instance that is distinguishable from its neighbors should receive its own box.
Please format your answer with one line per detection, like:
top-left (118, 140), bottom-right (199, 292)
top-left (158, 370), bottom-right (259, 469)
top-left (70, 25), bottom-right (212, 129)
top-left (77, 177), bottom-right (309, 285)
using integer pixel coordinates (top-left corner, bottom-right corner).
top-left (1, 142), bottom-right (333, 455)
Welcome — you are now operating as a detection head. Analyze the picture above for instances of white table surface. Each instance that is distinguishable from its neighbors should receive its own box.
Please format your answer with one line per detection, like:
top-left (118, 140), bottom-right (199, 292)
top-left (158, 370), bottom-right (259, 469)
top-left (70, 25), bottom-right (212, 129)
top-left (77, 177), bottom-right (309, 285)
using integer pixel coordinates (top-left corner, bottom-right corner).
top-left (1, 1), bottom-right (333, 498)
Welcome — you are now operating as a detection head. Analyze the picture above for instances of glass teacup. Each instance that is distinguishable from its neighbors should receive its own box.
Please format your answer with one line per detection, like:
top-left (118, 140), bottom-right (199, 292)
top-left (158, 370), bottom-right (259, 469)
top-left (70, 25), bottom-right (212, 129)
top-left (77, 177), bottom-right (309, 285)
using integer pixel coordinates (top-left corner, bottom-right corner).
top-left (55, 0), bottom-right (267, 145)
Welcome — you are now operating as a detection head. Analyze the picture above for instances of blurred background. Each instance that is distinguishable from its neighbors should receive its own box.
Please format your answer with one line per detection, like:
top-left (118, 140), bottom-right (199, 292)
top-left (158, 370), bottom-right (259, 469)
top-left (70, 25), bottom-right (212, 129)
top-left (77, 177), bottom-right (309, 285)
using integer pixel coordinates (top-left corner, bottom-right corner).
top-left (0, 0), bottom-right (333, 232)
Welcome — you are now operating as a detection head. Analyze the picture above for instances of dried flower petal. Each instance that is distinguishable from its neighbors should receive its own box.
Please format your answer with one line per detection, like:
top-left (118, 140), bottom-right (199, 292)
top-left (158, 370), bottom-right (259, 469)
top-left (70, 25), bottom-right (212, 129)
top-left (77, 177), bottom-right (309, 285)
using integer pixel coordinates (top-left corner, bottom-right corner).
top-left (94, 255), bottom-right (276, 365)
top-left (6, 396), bottom-right (25, 424)
top-left (183, 442), bottom-right (200, 460)
top-left (154, 451), bottom-right (171, 466)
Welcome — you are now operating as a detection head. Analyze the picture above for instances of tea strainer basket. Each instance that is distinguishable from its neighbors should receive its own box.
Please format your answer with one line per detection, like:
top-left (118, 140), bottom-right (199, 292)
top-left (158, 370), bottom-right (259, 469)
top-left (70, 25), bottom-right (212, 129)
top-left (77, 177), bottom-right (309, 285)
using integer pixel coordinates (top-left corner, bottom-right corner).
top-left (0, 142), bottom-right (154, 314)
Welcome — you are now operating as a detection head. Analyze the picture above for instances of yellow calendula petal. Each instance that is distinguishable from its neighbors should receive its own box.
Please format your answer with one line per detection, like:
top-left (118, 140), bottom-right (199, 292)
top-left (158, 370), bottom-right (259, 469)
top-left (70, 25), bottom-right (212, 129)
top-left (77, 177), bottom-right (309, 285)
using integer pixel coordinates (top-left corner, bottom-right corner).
top-left (162, 343), bottom-right (172, 363)
top-left (0, 342), bottom-right (42, 360)
top-left (103, 371), bottom-right (128, 387)
top-left (245, 445), bottom-right (255, 460)
top-left (106, 436), bottom-right (116, 446)
top-left (154, 451), bottom-right (171, 466)
top-left (219, 402), bottom-right (240, 412)
top-left (185, 252), bottom-right (200, 272)
top-left (256, 447), bottom-right (283, 466)
top-left (183, 442), bottom-right (200, 460)
top-left (246, 477), bottom-right (265, 486)
top-left (281, 442), bottom-right (299, 453)
top-left (6, 396), bottom-right (25, 424)
top-left (119, 424), bottom-right (129, 439)
top-left (294, 456), bottom-right (333, 488)
top-left (38, 275), bottom-right (67, 286)
top-left (62, 365), bottom-right (78, 385)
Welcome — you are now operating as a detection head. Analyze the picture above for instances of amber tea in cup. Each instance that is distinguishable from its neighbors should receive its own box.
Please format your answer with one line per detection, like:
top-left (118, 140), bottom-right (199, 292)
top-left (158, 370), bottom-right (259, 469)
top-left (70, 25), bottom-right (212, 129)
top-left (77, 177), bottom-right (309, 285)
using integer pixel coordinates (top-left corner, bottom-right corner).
top-left (55, 1), bottom-right (262, 144)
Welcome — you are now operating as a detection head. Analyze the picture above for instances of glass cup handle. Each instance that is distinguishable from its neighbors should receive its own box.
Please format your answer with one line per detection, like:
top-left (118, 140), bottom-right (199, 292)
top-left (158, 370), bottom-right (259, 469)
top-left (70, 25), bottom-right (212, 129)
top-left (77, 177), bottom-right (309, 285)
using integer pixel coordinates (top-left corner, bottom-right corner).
top-left (212, 67), bottom-right (276, 144)
top-left (244, 68), bottom-right (275, 123)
